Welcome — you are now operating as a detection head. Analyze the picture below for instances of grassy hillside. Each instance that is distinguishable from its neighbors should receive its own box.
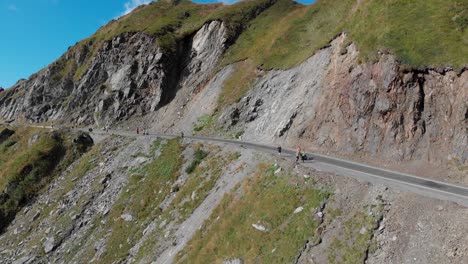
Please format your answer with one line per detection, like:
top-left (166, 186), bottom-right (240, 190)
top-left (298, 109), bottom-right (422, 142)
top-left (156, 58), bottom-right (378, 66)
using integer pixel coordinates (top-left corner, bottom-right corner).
top-left (67, 0), bottom-right (277, 80)
top-left (178, 163), bottom-right (331, 263)
top-left (224, 0), bottom-right (468, 69)
top-left (347, 0), bottom-right (468, 68)
top-left (40, 0), bottom-right (468, 90)
top-left (0, 127), bottom-right (92, 232)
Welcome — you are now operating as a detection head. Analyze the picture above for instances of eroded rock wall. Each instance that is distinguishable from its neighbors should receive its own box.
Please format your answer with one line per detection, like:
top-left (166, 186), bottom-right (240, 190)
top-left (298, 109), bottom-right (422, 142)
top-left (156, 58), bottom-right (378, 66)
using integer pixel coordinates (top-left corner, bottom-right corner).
top-left (219, 35), bottom-right (467, 164)
top-left (0, 27), bottom-right (466, 165)
top-left (0, 21), bottom-right (227, 126)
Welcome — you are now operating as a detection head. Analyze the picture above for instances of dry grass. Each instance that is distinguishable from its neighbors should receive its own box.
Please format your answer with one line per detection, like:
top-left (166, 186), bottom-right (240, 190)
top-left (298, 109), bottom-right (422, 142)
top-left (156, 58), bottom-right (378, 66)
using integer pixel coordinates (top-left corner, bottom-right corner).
top-left (97, 138), bottom-right (183, 263)
top-left (218, 60), bottom-right (257, 109)
top-left (177, 163), bottom-right (331, 263)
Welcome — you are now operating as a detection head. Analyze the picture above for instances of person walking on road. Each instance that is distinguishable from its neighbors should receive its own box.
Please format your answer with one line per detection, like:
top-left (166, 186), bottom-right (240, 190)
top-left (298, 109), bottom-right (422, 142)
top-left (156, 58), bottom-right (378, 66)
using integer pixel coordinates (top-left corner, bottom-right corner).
top-left (301, 150), bottom-right (307, 163)
top-left (277, 146), bottom-right (282, 156)
top-left (296, 147), bottom-right (301, 163)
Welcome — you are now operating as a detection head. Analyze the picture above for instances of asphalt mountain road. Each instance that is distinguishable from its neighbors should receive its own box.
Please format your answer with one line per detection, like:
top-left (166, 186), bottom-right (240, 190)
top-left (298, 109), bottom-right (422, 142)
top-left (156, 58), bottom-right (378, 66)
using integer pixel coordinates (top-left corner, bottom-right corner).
top-left (86, 129), bottom-right (468, 207)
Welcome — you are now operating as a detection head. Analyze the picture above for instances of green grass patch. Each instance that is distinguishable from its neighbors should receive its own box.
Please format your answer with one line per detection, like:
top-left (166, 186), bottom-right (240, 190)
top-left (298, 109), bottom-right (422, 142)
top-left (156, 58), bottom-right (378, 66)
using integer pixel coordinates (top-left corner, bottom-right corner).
top-left (185, 148), bottom-right (209, 174)
top-left (217, 60), bottom-right (257, 109)
top-left (134, 148), bottom-right (241, 261)
top-left (174, 150), bottom-right (240, 222)
top-left (0, 128), bottom-right (93, 232)
top-left (73, 64), bottom-right (88, 81)
top-left (193, 114), bottom-right (217, 133)
top-left (97, 138), bottom-right (183, 263)
top-left (347, 0), bottom-right (468, 68)
top-left (222, 0), bottom-right (355, 69)
top-left (224, 0), bottom-right (467, 70)
top-left (50, 58), bottom-right (77, 83)
top-left (327, 201), bottom-right (384, 264)
top-left (177, 163), bottom-right (331, 263)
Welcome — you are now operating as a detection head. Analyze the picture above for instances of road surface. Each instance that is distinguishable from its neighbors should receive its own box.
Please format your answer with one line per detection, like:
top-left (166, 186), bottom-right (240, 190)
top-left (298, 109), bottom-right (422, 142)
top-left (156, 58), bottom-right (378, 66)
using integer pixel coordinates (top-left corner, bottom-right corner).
top-left (84, 129), bottom-right (468, 207)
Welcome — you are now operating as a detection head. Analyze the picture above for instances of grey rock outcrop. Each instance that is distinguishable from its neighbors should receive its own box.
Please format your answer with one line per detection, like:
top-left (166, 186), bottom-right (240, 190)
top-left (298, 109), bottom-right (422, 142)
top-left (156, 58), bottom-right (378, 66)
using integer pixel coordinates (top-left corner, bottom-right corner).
top-left (0, 22), bottom-right (465, 167)
top-left (43, 237), bottom-right (56, 254)
top-left (0, 20), bottom-right (227, 127)
top-left (220, 34), bottom-right (468, 165)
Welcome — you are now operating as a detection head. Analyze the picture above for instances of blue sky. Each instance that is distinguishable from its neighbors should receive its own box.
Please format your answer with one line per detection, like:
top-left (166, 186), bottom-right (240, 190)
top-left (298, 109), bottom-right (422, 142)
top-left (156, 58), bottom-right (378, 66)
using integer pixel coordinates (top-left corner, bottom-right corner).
top-left (0, 0), bottom-right (315, 88)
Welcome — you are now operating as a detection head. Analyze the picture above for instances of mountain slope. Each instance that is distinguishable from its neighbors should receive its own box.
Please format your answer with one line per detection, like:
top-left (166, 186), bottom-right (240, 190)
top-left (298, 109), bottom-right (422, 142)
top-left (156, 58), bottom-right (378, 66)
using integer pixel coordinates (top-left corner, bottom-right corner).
top-left (0, 1), bottom-right (467, 263)
top-left (0, 0), bottom-right (466, 165)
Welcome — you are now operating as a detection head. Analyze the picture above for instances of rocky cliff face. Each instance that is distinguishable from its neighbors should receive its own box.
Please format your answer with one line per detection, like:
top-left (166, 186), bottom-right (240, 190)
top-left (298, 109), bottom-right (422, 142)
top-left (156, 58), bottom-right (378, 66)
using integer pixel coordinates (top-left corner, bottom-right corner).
top-left (0, 20), bottom-right (226, 127)
top-left (0, 23), bottom-right (466, 166)
top-left (218, 35), bottom-right (468, 164)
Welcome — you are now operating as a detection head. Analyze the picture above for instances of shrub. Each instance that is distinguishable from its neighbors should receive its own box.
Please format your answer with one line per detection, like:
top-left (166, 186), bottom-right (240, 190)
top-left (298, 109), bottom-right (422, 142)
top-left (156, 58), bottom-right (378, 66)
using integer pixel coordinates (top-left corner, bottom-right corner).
top-left (185, 148), bottom-right (208, 174)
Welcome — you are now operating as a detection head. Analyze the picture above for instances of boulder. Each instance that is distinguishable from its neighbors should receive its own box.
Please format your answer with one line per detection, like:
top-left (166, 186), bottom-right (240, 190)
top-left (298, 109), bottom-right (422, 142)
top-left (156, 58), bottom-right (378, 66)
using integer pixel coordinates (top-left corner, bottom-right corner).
top-left (252, 223), bottom-right (268, 232)
top-left (43, 237), bottom-right (56, 254)
top-left (293, 207), bottom-right (304, 214)
top-left (121, 214), bottom-right (134, 222)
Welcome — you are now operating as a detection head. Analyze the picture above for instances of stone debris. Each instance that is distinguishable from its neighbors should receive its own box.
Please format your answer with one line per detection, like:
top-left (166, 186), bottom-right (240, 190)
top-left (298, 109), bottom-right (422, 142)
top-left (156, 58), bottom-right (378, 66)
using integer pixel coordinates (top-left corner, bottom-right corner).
top-left (12, 256), bottom-right (33, 264)
top-left (359, 227), bottom-right (367, 235)
top-left (294, 207), bottom-right (304, 214)
top-left (134, 157), bottom-right (148, 165)
top-left (43, 237), bottom-right (56, 254)
top-left (252, 224), bottom-right (268, 232)
top-left (223, 259), bottom-right (243, 264)
top-left (121, 214), bottom-right (134, 222)
top-left (30, 211), bottom-right (40, 223)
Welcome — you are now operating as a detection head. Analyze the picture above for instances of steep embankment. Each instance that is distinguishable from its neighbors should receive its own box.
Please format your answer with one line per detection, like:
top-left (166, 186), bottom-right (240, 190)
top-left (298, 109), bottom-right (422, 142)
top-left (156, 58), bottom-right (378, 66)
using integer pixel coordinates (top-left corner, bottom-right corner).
top-left (0, 0), bottom-right (466, 163)
top-left (0, 133), bottom-right (467, 263)
top-left (216, 35), bottom-right (468, 167)
top-left (0, 1), bottom-right (467, 263)
top-left (0, 126), bottom-right (93, 232)
top-left (0, 0), bottom-right (278, 125)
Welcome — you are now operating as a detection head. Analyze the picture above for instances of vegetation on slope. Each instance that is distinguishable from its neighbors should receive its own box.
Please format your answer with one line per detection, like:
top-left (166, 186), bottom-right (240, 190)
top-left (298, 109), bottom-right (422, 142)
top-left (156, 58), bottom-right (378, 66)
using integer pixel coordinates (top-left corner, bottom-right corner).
top-left (60, 0), bottom-right (277, 80)
top-left (347, 0), bottom-right (468, 68)
top-left (50, 0), bottom-right (466, 91)
top-left (327, 198), bottom-right (384, 264)
top-left (222, 0), bottom-right (349, 68)
top-left (177, 163), bottom-right (331, 263)
top-left (218, 60), bottom-right (258, 109)
top-left (0, 127), bottom-right (93, 232)
top-left (134, 145), bottom-right (241, 262)
top-left (185, 147), bottom-right (209, 174)
top-left (97, 138), bottom-right (183, 263)
top-left (224, 0), bottom-right (468, 69)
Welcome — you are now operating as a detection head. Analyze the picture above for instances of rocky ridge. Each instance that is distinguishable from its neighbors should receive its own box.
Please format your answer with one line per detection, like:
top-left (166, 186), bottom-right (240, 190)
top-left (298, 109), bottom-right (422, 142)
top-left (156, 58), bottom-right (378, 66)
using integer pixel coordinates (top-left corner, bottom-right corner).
top-left (0, 19), bottom-right (226, 127)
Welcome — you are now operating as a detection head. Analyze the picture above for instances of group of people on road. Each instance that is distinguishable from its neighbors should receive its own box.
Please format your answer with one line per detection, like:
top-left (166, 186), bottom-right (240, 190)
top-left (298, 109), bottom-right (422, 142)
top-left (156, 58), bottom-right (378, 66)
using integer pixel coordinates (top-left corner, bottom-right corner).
top-left (136, 127), bottom-right (149, 135)
top-left (277, 145), bottom-right (309, 163)
top-left (296, 147), bottom-right (308, 163)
